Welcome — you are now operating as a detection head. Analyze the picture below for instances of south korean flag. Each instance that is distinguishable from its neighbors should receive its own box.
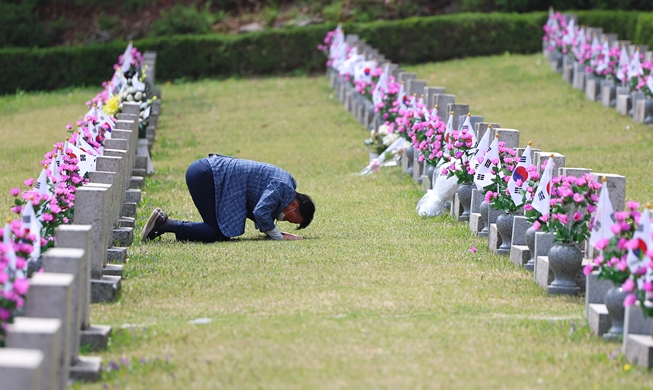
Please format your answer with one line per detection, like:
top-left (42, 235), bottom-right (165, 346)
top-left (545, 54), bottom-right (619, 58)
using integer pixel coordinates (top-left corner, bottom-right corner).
top-left (473, 135), bottom-right (500, 190)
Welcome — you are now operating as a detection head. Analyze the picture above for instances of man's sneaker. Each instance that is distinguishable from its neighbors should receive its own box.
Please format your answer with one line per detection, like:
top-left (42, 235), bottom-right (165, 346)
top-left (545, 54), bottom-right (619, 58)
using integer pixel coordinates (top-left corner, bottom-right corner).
top-left (141, 208), bottom-right (168, 242)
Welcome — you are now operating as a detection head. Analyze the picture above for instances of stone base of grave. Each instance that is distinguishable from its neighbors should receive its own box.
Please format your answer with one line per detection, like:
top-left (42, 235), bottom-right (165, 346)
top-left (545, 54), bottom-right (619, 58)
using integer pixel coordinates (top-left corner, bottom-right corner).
top-left (488, 224), bottom-right (502, 254)
top-left (586, 270), bottom-right (613, 321)
top-left (450, 194), bottom-right (466, 222)
top-left (113, 227), bottom-right (133, 247)
top-left (625, 335), bottom-right (653, 368)
top-left (107, 247), bottom-right (127, 263)
top-left (119, 217), bottom-right (135, 228)
top-left (80, 325), bottom-right (112, 351)
top-left (588, 303), bottom-right (611, 337)
top-left (125, 189), bottom-right (141, 204)
top-left (563, 65), bottom-right (573, 83)
top-left (510, 245), bottom-right (529, 267)
top-left (103, 264), bottom-right (123, 277)
top-left (469, 213), bottom-right (482, 236)
top-left (132, 168), bottom-right (146, 177)
top-left (129, 176), bottom-right (144, 189)
top-left (91, 276), bottom-right (121, 303)
top-left (548, 283), bottom-right (580, 296)
top-left (535, 256), bottom-right (554, 289)
top-left (585, 79), bottom-right (598, 101)
top-left (69, 356), bottom-right (103, 382)
top-left (623, 304), bottom-right (653, 349)
top-left (135, 155), bottom-right (148, 169)
top-left (0, 348), bottom-right (43, 390)
top-left (122, 202), bottom-right (137, 218)
top-left (616, 95), bottom-right (631, 116)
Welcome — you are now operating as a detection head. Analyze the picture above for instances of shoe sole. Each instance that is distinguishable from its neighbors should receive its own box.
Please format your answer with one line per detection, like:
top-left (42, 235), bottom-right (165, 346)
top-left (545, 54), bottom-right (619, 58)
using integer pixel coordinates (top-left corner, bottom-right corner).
top-left (141, 208), bottom-right (162, 242)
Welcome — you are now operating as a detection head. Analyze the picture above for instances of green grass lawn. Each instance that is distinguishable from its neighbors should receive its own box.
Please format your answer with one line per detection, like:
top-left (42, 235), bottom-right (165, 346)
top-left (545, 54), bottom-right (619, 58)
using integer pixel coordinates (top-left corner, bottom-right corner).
top-left (1, 54), bottom-right (653, 388)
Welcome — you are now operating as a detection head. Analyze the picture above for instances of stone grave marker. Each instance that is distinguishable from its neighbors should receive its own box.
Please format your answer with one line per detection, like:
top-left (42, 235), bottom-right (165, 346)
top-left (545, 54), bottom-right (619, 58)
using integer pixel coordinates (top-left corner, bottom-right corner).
top-left (447, 103), bottom-right (469, 130)
top-left (425, 87), bottom-right (445, 109)
top-left (510, 216), bottom-right (532, 267)
top-left (495, 128), bottom-right (520, 149)
top-left (434, 94), bottom-right (455, 121)
top-left (572, 62), bottom-right (585, 90)
top-left (406, 79), bottom-right (426, 98)
top-left (0, 348), bottom-right (44, 390)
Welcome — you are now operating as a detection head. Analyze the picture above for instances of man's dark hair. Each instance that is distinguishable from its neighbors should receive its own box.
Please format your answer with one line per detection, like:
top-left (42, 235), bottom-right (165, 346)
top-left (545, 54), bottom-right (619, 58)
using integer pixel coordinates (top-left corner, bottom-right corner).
top-left (295, 192), bottom-right (315, 230)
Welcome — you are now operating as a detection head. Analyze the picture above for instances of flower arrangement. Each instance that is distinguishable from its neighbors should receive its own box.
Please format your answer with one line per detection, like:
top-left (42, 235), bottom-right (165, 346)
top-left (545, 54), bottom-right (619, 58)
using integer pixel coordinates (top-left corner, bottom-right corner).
top-left (584, 201), bottom-right (641, 288)
top-left (410, 109), bottom-right (447, 168)
top-left (542, 10), bottom-right (567, 54)
top-left (354, 66), bottom-right (383, 100)
top-left (441, 125), bottom-right (476, 185)
top-left (374, 77), bottom-right (401, 129)
top-left (392, 96), bottom-right (423, 142)
top-left (480, 144), bottom-right (519, 213)
top-left (364, 124), bottom-right (399, 155)
top-left (0, 223), bottom-right (32, 347)
top-left (529, 173), bottom-right (601, 244)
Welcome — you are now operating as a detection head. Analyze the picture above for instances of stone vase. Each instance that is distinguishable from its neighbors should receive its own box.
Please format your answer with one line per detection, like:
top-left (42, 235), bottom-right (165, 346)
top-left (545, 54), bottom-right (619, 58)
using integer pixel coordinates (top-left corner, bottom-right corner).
top-left (603, 285), bottom-right (629, 341)
top-left (496, 211), bottom-right (516, 255)
top-left (547, 242), bottom-right (583, 295)
top-left (645, 98), bottom-right (653, 124)
top-left (524, 226), bottom-right (536, 271)
top-left (479, 201), bottom-right (490, 237)
top-left (405, 145), bottom-right (414, 175)
top-left (457, 183), bottom-right (474, 221)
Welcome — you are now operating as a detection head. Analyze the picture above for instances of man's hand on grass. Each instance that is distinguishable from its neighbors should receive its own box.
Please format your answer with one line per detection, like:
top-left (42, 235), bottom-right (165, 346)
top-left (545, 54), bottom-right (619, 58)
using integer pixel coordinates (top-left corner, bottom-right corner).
top-left (281, 232), bottom-right (302, 240)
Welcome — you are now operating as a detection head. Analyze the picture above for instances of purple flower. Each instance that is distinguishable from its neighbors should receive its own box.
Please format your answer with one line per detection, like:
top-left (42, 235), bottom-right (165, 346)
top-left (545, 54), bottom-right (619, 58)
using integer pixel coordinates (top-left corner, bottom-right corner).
top-left (624, 294), bottom-right (637, 307)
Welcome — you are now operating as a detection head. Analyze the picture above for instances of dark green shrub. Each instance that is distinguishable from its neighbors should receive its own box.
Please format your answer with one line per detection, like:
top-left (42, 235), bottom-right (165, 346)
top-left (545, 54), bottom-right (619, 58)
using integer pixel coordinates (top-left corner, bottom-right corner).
top-left (149, 5), bottom-right (216, 36)
top-left (0, 0), bottom-right (49, 48)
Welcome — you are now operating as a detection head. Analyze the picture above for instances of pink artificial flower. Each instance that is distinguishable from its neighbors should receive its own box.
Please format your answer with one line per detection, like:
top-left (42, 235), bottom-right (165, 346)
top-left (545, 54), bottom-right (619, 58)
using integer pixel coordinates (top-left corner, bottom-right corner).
top-left (23, 178), bottom-right (34, 187)
top-left (13, 278), bottom-right (29, 295)
top-left (583, 264), bottom-right (594, 275)
top-left (469, 246), bottom-right (477, 253)
top-left (622, 278), bottom-right (636, 292)
top-left (573, 193), bottom-right (584, 203)
top-left (573, 212), bottom-right (583, 222)
top-left (532, 220), bottom-right (541, 231)
top-left (10, 188), bottom-right (20, 196)
top-left (595, 238), bottom-right (609, 250)
top-left (624, 294), bottom-right (637, 307)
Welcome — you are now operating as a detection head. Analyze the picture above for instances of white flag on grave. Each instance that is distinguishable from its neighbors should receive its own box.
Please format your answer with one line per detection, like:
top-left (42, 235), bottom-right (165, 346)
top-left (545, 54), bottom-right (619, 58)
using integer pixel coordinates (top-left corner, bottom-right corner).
top-left (589, 178), bottom-right (615, 248)
top-left (49, 154), bottom-right (61, 181)
top-left (616, 45), bottom-right (630, 83)
top-left (471, 126), bottom-right (492, 189)
top-left (21, 200), bottom-right (41, 261)
top-left (646, 74), bottom-right (653, 95)
top-left (353, 60), bottom-right (376, 83)
top-left (627, 207), bottom-right (652, 273)
top-left (34, 167), bottom-right (50, 196)
top-left (574, 27), bottom-right (586, 60)
top-left (131, 74), bottom-right (146, 92)
top-left (596, 41), bottom-right (610, 74)
top-left (66, 142), bottom-right (97, 176)
top-left (372, 64), bottom-right (389, 106)
top-left (121, 42), bottom-right (133, 74)
top-left (473, 135), bottom-right (500, 189)
top-left (531, 156), bottom-right (555, 216)
top-left (421, 106), bottom-right (431, 122)
top-left (397, 82), bottom-right (407, 110)
top-left (628, 50), bottom-right (643, 80)
top-left (507, 144), bottom-right (533, 206)
top-left (444, 111), bottom-right (454, 143)
top-left (3, 223), bottom-right (17, 289)
top-left (562, 18), bottom-right (575, 46)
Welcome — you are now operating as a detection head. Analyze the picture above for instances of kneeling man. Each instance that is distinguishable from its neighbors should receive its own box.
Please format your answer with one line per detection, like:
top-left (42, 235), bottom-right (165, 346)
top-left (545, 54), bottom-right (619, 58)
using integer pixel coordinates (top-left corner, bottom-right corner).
top-left (141, 154), bottom-right (315, 242)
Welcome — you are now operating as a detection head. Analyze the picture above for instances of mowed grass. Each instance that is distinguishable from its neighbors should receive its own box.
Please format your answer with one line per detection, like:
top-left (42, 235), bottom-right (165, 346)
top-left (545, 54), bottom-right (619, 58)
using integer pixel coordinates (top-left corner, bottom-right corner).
top-left (0, 54), bottom-right (652, 388)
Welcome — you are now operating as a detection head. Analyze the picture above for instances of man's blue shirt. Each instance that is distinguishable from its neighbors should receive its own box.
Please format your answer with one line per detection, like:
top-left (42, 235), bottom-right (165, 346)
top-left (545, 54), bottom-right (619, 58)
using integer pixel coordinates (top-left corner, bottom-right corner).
top-left (206, 154), bottom-right (297, 237)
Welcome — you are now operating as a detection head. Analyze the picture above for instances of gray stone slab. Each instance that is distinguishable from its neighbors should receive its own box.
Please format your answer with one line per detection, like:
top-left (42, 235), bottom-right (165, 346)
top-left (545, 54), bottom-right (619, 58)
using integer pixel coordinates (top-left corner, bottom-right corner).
top-left (103, 264), bottom-right (123, 277)
top-left (450, 193), bottom-right (463, 221)
top-left (122, 202), bottom-right (137, 218)
top-left (616, 94), bottom-right (631, 116)
top-left (132, 168), bottom-right (146, 177)
top-left (135, 155), bottom-right (147, 169)
top-left (470, 213), bottom-right (482, 236)
top-left (496, 128), bottom-right (520, 149)
top-left (406, 79), bottom-right (426, 98)
top-left (630, 91), bottom-right (645, 118)
top-left (434, 94), bottom-right (455, 123)
top-left (585, 271), bottom-right (614, 321)
top-left (601, 83), bottom-right (616, 107)
top-left (535, 256), bottom-right (554, 288)
top-left (121, 101), bottom-right (141, 116)
top-left (534, 152), bottom-right (565, 173)
top-left (112, 227), bottom-right (133, 247)
top-left (475, 122), bottom-right (500, 141)
top-left (528, 232), bottom-right (554, 272)
top-left (558, 167), bottom-right (591, 178)
top-left (447, 103), bottom-right (469, 130)
top-left (623, 303), bottom-right (653, 352)
top-left (74, 186), bottom-right (111, 278)
top-left (572, 62), bottom-right (585, 90)
top-left (563, 64), bottom-right (573, 83)
top-left (625, 335), bottom-right (653, 368)
top-left (0, 348), bottom-right (43, 390)
top-left (90, 275), bottom-right (121, 303)
top-left (129, 176), bottom-right (144, 189)
top-left (588, 303), bottom-right (611, 337)
top-left (412, 153), bottom-right (423, 183)
top-left (69, 356), bottom-right (102, 382)
top-left (425, 87), bottom-right (445, 109)
top-left (470, 189), bottom-right (483, 214)
top-left (398, 72), bottom-right (416, 83)
top-left (585, 78), bottom-right (599, 101)
top-left (488, 223), bottom-right (502, 253)
top-left (119, 217), bottom-right (135, 228)
top-left (125, 189), bottom-right (141, 204)
top-left (54, 225), bottom-right (92, 330)
top-left (469, 115), bottom-right (484, 131)
top-left (512, 216), bottom-right (531, 246)
top-left (510, 245), bottom-right (530, 267)
top-left (79, 325), bottom-right (112, 352)
top-left (590, 173), bottom-right (626, 212)
top-left (107, 247), bottom-right (127, 263)
top-left (25, 272), bottom-right (74, 390)
top-left (42, 248), bottom-right (85, 364)
top-left (6, 317), bottom-right (61, 390)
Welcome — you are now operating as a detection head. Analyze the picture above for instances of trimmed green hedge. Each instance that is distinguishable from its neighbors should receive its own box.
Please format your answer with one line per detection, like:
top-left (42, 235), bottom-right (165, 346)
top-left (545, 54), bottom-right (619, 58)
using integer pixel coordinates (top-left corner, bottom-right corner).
top-left (1, 10), bottom-right (653, 95)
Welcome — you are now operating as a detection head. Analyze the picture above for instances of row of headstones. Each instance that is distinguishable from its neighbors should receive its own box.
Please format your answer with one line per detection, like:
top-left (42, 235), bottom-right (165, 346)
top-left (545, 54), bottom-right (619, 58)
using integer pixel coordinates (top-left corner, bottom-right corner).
top-left (328, 34), bottom-right (653, 366)
top-left (549, 15), bottom-right (653, 124)
top-left (0, 51), bottom-right (161, 389)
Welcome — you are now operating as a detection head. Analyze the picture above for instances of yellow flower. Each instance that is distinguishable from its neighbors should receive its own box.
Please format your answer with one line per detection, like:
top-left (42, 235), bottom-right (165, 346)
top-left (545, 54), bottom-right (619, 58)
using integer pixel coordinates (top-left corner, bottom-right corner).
top-left (623, 364), bottom-right (632, 371)
top-left (104, 94), bottom-right (120, 117)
